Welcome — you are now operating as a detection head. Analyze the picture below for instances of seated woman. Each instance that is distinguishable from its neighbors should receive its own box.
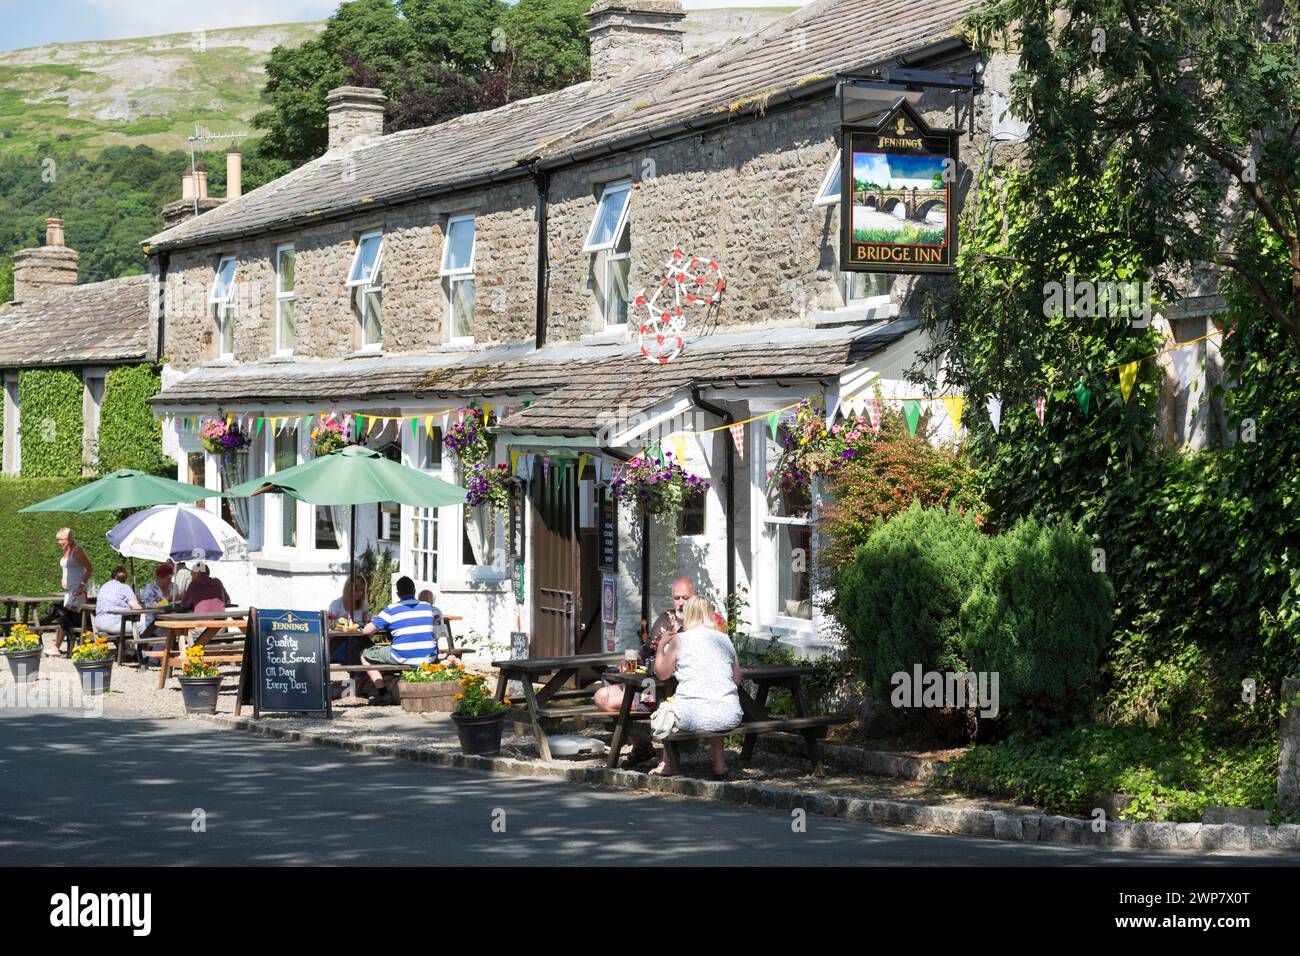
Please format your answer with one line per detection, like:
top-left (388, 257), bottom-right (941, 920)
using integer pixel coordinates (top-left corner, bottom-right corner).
top-left (649, 595), bottom-right (743, 779)
top-left (94, 566), bottom-right (144, 643)
top-left (327, 574), bottom-right (370, 666)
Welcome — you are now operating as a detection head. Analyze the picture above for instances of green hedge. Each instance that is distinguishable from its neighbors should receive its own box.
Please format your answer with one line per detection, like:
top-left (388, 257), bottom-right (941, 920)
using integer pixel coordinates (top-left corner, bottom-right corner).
top-left (18, 368), bottom-right (83, 478)
top-left (0, 476), bottom-right (124, 595)
top-left (97, 364), bottom-right (166, 475)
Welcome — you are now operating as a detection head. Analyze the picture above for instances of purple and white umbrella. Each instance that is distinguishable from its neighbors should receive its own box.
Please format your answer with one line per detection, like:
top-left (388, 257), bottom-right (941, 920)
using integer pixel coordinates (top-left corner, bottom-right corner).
top-left (107, 504), bottom-right (247, 563)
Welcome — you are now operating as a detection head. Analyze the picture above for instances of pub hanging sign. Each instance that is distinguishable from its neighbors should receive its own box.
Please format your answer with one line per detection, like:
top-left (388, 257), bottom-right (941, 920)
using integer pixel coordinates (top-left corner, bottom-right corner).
top-left (841, 99), bottom-right (959, 274)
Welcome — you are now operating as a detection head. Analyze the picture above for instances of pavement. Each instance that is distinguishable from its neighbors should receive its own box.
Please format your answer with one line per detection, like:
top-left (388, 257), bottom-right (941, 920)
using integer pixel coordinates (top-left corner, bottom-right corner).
top-left (0, 704), bottom-right (1290, 866)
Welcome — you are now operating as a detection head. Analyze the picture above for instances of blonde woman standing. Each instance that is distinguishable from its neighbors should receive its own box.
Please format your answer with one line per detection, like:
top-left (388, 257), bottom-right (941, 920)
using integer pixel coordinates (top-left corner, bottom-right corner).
top-left (50, 527), bottom-right (93, 656)
top-left (650, 595), bottom-right (743, 778)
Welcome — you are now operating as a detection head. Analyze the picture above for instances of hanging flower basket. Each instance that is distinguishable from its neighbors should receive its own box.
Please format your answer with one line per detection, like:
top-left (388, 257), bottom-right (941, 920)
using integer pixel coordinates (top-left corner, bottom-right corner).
top-left (769, 400), bottom-right (876, 493)
top-left (199, 418), bottom-right (250, 456)
top-left (609, 452), bottom-right (710, 516)
top-left (465, 462), bottom-right (511, 510)
top-left (308, 417), bottom-right (349, 456)
top-left (443, 408), bottom-right (492, 466)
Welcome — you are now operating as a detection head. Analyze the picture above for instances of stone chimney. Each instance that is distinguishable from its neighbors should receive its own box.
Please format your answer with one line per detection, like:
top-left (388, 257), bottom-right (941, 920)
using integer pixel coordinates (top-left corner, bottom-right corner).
top-left (326, 86), bottom-right (388, 151)
top-left (11, 217), bottom-right (79, 303)
top-left (162, 163), bottom-right (227, 229)
top-left (226, 151), bottom-right (242, 199)
top-left (586, 0), bottom-right (686, 83)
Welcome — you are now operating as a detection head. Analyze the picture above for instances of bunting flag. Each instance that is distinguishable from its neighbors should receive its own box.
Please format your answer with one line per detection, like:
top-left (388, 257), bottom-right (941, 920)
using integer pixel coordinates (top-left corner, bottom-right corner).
top-left (766, 412), bottom-right (780, 441)
top-left (1119, 361), bottom-right (1139, 403)
top-left (482, 403), bottom-right (492, 423)
top-left (903, 399), bottom-right (921, 437)
top-left (865, 398), bottom-right (883, 435)
top-left (256, 417), bottom-right (264, 436)
top-left (578, 453), bottom-right (589, 479)
top-left (1034, 393), bottom-right (1047, 426)
top-left (941, 396), bottom-right (965, 434)
top-left (987, 396), bottom-right (1003, 435)
top-left (368, 416), bottom-right (381, 437)
top-left (305, 415), bottom-right (314, 435)
top-left (646, 443), bottom-right (663, 463)
top-left (1074, 381), bottom-right (1092, 417)
top-left (425, 416), bottom-right (435, 437)
top-left (610, 461), bottom-right (625, 483)
top-left (411, 417), bottom-right (419, 439)
top-left (511, 451), bottom-right (521, 476)
top-left (543, 458), bottom-right (551, 481)
top-left (457, 407), bottom-right (467, 424)
top-left (729, 423), bottom-right (745, 460)
top-left (268, 416), bottom-right (277, 434)
top-left (354, 415), bottom-right (362, 438)
top-left (670, 434), bottom-right (686, 465)
top-left (226, 412), bottom-right (233, 426)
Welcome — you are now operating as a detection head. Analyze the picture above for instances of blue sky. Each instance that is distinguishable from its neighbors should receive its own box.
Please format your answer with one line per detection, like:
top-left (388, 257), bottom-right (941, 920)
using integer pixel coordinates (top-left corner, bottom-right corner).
top-left (0, 0), bottom-right (807, 52)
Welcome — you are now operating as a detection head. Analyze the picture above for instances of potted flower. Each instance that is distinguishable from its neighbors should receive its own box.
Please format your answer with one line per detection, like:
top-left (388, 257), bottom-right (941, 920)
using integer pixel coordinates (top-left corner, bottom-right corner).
top-left (465, 463), bottom-right (510, 511)
top-left (177, 645), bottom-right (223, 714)
top-left (70, 636), bottom-right (114, 695)
top-left (0, 623), bottom-right (43, 683)
top-left (199, 418), bottom-right (250, 457)
top-left (451, 673), bottom-right (510, 756)
top-left (398, 657), bottom-right (465, 713)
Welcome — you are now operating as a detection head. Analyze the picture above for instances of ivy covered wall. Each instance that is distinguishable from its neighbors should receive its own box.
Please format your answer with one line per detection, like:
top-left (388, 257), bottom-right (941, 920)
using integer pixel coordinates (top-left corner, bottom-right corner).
top-left (97, 363), bottom-right (166, 475)
top-left (17, 368), bottom-right (83, 478)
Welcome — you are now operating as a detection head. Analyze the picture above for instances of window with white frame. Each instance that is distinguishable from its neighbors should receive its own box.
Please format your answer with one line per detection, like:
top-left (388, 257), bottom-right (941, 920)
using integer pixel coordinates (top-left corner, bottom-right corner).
top-left (347, 230), bottom-right (383, 349)
top-left (209, 255), bottom-right (238, 357)
top-left (441, 216), bottom-right (476, 343)
top-left (275, 243), bottom-right (296, 354)
top-left (267, 425), bottom-right (340, 552)
top-left (584, 180), bottom-right (632, 329)
top-left (760, 420), bottom-right (813, 622)
top-left (273, 428), bottom-right (297, 548)
top-left (409, 426), bottom-right (442, 584)
top-left (813, 152), bottom-right (841, 206)
top-left (377, 442), bottom-right (402, 545)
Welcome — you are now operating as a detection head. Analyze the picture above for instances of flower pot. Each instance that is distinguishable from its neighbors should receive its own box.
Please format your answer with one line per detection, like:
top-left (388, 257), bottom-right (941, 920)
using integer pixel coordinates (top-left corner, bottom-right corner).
top-left (178, 675), bottom-right (223, 714)
top-left (73, 658), bottom-right (113, 695)
top-left (399, 679), bottom-right (463, 714)
top-left (3, 648), bottom-right (42, 683)
top-left (452, 711), bottom-right (506, 756)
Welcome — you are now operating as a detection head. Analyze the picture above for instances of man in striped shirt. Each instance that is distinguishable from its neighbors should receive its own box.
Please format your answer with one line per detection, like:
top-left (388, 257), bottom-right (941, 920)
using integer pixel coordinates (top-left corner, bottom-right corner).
top-left (358, 576), bottom-right (444, 703)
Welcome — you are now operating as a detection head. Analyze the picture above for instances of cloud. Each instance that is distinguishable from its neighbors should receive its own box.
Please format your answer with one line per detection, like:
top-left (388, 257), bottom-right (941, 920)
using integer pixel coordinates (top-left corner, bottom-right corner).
top-left (77, 0), bottom-right (337, 38)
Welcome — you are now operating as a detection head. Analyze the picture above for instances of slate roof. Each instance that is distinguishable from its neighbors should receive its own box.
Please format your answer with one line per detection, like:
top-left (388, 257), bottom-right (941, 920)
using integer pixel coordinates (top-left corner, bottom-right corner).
top-left (144, 0), bottom-right (975, 253)
top-left (0, 275), bottom-right (150, 368)
top-left (150, 320), bottom-right (921, 436)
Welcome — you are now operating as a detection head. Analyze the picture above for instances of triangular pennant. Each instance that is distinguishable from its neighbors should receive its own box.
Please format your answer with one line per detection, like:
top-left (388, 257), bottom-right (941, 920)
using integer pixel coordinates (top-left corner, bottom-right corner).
top-left (728, 423), bottom-right (745, 461)
top-left (1119, 362), bottom-right (1138, 403)
top-left (670, 434), bottom-right (686, 465)
top-left (457, 407), bottom-right (467, 424)
top-left (425, 415), bottom-right (435, 437)
top-left (578, 453), bottom-right (589, 479)
top-left (305, 415), bottom-right (314, 435)
top-left (354, 415), bottom-right (362, 438)
top-left (1034, 393), bottom-right (1047, 426)
top-left (766, 412), bottom-right (780, 441)
top-left (256, 417), bottom-right (264, 436)
top-left (482, 403), bottom-right (491, 423)
top-left (864, 398), bottom-right (883, 435)
top-left (511, 451), bottom-right (521, 476)
top-left (987, 395), bottom-right (1003, 435)
top-left (225, 412), bottom-right (233, 427)
top-left (941, 396), bottom-right (965, 433)
top-left (368, 416), bottom-right (380, 437)
top-left (543, 458), bottom-right (551, 481)
top-left (1073, 381), bottom-right (1091, 417)
top-left (903, 399), bottom-right (921, 437)
top-left (268, 416), bottom-right (277, 434)
top-left (410, 417), bottom-right (418, 439)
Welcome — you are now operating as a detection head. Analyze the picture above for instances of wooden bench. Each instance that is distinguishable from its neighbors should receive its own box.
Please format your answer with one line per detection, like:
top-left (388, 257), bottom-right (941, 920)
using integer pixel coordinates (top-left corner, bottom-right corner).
top-left (660, 714), bottom-right (850, 776)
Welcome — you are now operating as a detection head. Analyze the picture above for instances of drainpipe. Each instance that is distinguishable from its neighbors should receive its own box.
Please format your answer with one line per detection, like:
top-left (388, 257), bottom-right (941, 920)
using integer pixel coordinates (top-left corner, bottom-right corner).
top-left (155, 252), bottom-right (169, 363)
top-left (531, 163), bottom-right (550, 349)
top-left (691, 387), bottom-right (736, 626)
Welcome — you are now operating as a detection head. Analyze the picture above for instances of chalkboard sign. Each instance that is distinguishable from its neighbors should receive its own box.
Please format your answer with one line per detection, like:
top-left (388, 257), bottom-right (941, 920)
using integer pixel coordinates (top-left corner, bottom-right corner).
top-left (598, 484), bottom-right (618, 571)
top-left (236, 608), bottom-right (332, 719)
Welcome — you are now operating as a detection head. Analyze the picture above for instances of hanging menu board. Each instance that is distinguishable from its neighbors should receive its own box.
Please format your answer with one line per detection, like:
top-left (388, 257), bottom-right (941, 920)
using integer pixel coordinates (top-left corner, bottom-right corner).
top-left (236, 608), bottom-right (332, 719)
top-left (598, 484), bottom-right (618, 571)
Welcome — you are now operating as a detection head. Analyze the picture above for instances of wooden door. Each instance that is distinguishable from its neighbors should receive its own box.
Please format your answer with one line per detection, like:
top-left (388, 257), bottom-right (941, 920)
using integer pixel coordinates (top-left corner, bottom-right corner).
top-left (529, 458), bottom-right (578, 658)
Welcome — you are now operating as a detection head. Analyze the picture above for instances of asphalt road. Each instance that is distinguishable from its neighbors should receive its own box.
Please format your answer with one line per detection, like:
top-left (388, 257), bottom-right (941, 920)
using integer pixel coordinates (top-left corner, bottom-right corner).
top-left (0, 705), bottom-right (1289, 867)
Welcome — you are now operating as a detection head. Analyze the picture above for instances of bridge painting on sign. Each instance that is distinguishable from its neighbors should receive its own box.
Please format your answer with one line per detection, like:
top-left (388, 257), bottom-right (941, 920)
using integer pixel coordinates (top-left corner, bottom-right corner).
top-left (841, 99), bottom-right (958, 274)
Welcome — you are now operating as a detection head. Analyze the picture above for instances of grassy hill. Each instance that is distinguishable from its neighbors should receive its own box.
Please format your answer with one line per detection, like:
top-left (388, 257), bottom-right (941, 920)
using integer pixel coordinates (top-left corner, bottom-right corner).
top-left (0, 9), bottom-right (795, 156)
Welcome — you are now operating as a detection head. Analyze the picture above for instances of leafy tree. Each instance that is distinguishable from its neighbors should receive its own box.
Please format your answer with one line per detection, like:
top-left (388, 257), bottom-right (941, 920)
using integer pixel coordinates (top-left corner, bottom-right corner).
top-left (253, 0), bottom-right (591, 170)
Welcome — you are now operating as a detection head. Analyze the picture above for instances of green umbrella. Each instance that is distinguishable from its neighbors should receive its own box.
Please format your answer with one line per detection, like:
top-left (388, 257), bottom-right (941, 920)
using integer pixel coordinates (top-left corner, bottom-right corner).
top-left (19, 469), bottom-right (212, 513)
top-left (20, 468), bottom-right (214, 590)
top-left (223, 444), bottom-right (467, 591)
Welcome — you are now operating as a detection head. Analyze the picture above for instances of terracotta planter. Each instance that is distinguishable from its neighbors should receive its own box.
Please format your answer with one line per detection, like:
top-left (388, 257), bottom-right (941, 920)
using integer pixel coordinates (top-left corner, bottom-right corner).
top-left (73, 658), bottom-right (113, 695)
top-left (452, 711), bottom-right (506, 756)
top-left (178, 675), bottom-right (223, 714)
top-left (398, 679), bottom-right (463, 714)
top-left (3, 648), bottom-right (42, 683)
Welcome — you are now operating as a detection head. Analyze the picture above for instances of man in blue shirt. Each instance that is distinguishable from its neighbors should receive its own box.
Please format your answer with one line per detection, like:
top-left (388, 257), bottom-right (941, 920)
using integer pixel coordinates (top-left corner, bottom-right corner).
top-left (358, 576), bottom-right (444, 703)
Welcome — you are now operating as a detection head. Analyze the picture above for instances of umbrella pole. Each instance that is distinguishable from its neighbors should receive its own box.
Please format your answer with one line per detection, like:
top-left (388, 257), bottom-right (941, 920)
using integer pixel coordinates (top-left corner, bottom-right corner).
top-left (350, 503), bottom-right (356, 608)
top-left (130, 557), bottom-right (136, 593)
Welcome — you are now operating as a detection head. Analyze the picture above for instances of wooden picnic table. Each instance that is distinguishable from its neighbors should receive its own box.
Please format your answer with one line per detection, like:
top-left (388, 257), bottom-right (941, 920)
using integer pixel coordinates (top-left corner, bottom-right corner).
top-left (0, 594), bottom-right (64, 628)
top-left (600, 663), bottom-right (829, 769)
top-left (490, 652), bottom-right (624, 761)
top-left (152, 617), bottom-right (248, 688)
